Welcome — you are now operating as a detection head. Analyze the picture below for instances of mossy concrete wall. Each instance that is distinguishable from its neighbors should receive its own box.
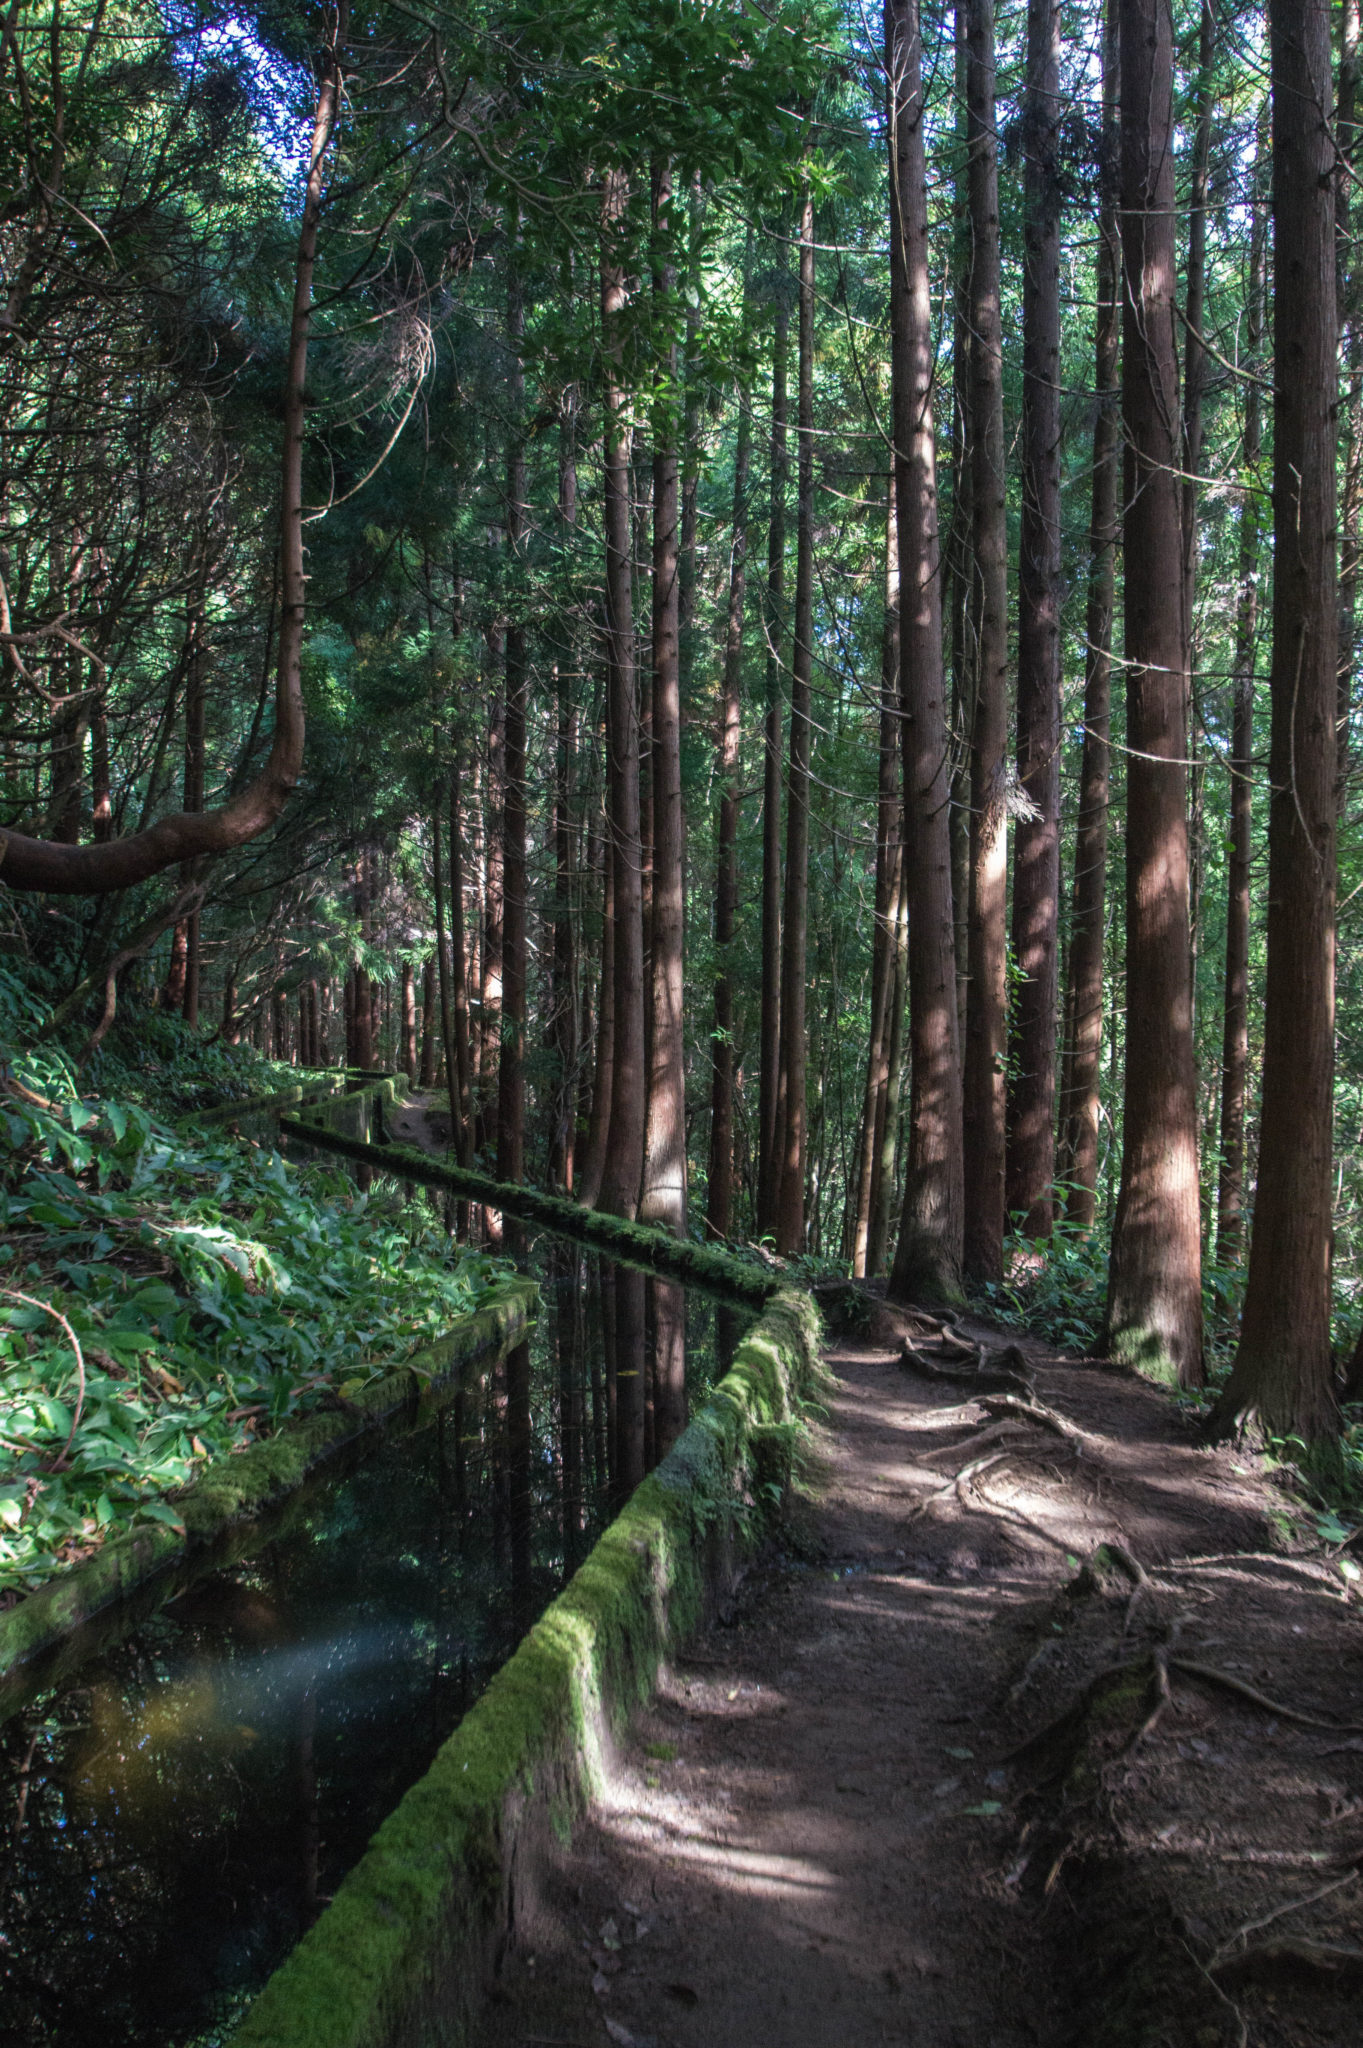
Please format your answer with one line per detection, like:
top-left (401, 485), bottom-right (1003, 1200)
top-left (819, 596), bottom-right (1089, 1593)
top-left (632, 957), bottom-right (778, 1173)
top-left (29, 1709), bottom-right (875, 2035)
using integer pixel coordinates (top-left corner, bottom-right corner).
top-left (281, 1106), bottom-right (776, 1308)
top-left (0, 1278), bottom-right (535, 1717)
top-left (229, 1285), bottom-right (821, 2048)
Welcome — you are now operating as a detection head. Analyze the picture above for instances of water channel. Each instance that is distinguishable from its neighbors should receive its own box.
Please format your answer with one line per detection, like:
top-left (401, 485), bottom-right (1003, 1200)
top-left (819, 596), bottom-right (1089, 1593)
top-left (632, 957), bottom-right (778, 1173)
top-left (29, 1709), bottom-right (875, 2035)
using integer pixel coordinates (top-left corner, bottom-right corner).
top-left (0, 1232), bottom-right (751, 2048)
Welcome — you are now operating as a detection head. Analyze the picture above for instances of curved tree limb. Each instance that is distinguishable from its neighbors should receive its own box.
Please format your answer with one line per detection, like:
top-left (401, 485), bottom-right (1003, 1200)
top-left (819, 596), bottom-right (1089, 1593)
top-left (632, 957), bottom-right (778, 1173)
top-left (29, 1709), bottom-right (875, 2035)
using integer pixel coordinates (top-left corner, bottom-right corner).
top-left (0, 7), bottom-right (348, 896)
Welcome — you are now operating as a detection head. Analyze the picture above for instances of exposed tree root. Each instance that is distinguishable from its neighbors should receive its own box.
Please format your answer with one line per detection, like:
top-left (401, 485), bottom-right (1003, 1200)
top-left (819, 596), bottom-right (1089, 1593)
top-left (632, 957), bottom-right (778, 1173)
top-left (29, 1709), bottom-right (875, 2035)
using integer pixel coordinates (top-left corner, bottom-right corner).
top-left (1211, 1937), bottom-right (1363, 1983)
top-left (1167, 1657), bottom-right (1363, 1734)
top-left (899, 1339), bottom-right (1034, 1399)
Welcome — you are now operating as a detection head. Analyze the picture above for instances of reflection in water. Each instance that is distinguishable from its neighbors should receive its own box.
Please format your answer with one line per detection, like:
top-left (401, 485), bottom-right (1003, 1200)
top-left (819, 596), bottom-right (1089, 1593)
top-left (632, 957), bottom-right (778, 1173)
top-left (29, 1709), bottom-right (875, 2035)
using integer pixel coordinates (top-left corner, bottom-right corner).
top-left (0, 1243), bottom-right (748, 2048)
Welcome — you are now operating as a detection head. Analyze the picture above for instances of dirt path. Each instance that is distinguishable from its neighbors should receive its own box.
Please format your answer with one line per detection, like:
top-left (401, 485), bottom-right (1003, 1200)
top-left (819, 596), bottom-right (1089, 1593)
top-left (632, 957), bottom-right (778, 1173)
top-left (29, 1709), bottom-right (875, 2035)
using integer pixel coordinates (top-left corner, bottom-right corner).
top-left (465, 1301), bottom-right (1363, 2048)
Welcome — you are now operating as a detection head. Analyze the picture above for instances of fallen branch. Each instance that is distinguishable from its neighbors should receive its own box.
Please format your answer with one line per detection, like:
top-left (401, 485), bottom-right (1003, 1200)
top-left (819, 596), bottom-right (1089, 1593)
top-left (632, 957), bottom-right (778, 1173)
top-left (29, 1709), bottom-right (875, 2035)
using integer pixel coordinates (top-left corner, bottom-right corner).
top-left (0, 1288), bottom-right (86, 1469)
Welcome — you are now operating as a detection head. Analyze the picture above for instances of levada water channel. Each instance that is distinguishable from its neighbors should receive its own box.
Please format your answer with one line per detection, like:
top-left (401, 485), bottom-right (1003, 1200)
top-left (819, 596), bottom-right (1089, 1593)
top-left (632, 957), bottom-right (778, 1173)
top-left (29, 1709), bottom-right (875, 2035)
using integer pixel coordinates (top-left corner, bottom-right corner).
top-left (0, 1195), bottom-right (753, 2048)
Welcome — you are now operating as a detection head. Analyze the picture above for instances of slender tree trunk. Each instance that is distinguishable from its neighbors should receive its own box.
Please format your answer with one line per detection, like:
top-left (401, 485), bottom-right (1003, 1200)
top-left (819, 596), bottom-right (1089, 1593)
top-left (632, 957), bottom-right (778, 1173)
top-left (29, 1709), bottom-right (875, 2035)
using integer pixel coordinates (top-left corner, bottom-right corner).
top-left (478, 666), bottom-right (504, 1161)
top-left (90, 694), bottom-right (111, 844)
top-left (774, 182), bottom-right (816, 1257)
top-left (549, 685), bottom-right (579, 1193)
top-left (1104, 0), bottom-right (1204, 1384)
top-left (961, 0), bottom-right (1009, 1281)
top-left (706, 378), bottom-right (753, 1242)
top-left (1339, 0), bottom-right (1361, 780)
top-left (851, 479), bottom-right (900, 1277)
top-left (1007, 0), bottom-right (1063, 1237)
top-left (757, 287), bottom-right (790, 1239)
top-left (1213, 0), bottom-right (1338, 1447)
top-left (497, 235), bottom-right (528, 1191)
top-left (419, 957), bottom-right (437, 1087)
top-left (1216, 182), bottom-right (1265, 1261)
top-left (579, 796), bottom-right (615, 1209)
top-left (641, 159), bottom-right (688, 1236)
top-left (887, 0), bottom-right (964, 1303)
top-left (599, 168), bottom-right (647, 1218)
top-left (433, 804), bottom-right (457, 1112)
top-left (1058, 0), bottom-right (1119, 1230)
top-left (353, 860), bottom-right (374, 1068)
top-left (401, 959), bottom-right (417, 1083)
top-left (448, 757), bottom-right (473, 1163)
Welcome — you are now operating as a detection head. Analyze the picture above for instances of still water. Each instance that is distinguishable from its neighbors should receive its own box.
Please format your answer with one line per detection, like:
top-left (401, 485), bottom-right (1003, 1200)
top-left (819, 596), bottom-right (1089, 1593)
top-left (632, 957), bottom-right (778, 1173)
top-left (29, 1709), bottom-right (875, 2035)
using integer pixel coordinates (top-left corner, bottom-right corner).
top-left (0, 1241), bottom-right (749, 2048)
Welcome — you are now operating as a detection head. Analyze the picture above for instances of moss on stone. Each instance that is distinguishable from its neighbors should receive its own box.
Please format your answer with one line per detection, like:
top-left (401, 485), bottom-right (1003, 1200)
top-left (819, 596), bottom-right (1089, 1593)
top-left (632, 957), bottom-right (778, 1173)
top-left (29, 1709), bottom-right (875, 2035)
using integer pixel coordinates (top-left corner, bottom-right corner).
top-left (281, 1111), bottom-right (777, 1307)
top-left (228, 1285), bottom-right (821, 2048)
top-left (0, 1278), bottom-right (536, 1711)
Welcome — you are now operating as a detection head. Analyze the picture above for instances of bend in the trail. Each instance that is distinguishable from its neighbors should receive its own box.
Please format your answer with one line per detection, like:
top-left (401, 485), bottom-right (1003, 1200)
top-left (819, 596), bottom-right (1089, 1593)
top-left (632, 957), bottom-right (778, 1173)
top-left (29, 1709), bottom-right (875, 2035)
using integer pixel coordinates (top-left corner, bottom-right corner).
top-left (470, 1301), bottom-right (1363, 2048)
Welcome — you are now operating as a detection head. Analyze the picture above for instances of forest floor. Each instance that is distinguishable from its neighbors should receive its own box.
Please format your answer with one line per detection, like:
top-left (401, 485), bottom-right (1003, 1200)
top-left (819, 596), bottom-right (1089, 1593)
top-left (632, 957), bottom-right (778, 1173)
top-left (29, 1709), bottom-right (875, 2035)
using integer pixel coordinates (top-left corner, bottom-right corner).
top-left (468, 1296), bottom-right (1363, 2048)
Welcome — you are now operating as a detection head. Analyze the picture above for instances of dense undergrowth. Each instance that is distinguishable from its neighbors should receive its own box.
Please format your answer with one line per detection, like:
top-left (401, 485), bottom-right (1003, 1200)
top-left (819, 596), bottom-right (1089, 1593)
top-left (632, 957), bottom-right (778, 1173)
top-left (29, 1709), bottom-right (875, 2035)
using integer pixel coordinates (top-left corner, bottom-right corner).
top-left (0, 972), bottom-right (510, 1603)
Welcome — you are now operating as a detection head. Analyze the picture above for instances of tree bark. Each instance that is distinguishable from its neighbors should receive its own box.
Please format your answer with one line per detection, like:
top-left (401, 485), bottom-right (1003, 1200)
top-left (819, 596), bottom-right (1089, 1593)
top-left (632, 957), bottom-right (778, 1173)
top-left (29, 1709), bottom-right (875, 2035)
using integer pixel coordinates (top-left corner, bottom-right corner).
top-left (1216, 177), bottom-right (1265, 1261)
top-left (774, 181), bottom-right (816, 1258)
top-left (886, 0), bottom-right (964, 1303)
top-left (401, 959), bottom-right (417, 1084)
top-left (757, 285), bottom-right (790, 1240)
top-left (706, 373), bottom-right (753, 1243)
top-left (640, 160), bottom-right (688, 1236)
top-left (497, 234), bottom-right (528, 1191)
top-left (851, 476), bottom-right (900, 1277)
top-left (1007, 0), bottom-right (1063, 1238)
top-left (1058, 0), bottom-right (1119, 1230)
top-left (961, 0), bottom-right (1009, 1281)
top-left (599, 166), bottom-right (646, 1218)
top-left (419, 956), bottom-right (437, 1088)
top-left (1104, 0), bottom-right (1204, 1384)
top-left (448, 756), bottom-right (473, 1163)
top-left (478, 662), bottom-right (504, 1160)
top-left (1212, 0), bottom-right (1338, 1447)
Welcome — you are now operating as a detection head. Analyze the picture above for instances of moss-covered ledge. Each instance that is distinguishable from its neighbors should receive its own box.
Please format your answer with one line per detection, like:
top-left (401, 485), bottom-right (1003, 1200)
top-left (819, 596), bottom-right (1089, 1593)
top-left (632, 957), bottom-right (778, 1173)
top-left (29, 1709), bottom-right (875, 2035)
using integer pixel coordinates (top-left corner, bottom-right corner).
top-left (280, 1112), bottom-right (778, 1307)
top-left (192, 1072), bottom-right (356, 1133)
top-left (0, 1276), bottom-right (536, 1718)
top-left (228, 1284), bottom-right (819, 2048)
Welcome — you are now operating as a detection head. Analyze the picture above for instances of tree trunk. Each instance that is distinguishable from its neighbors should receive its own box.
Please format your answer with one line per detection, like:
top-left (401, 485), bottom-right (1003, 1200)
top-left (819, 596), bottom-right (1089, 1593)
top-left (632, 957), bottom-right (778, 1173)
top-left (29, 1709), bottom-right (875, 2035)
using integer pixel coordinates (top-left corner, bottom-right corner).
top-left (706, 373), bottom-right (753, 1243)
top-left (448, 758), bottom-right (473, 1163)
top-left (419, 957), bottom-right (437, 1088)
top-left (1212, 0), bottom-right (1338, 1447)
top-left (1216, 177), bottom-right (1265, 1261)
top-left (1339, 0), bottom-right (1361, 780)
top-left (598, 169), bottom-right (647, 1219)
top-left (549, 683), bottom-right (580, 1193)
top-left (961, 0), bottom-right (1009, 1281)
top-left (1058, 0), bottom-right (1119, 1230)
top-left (1104, 0), bottom-right (1204, 1385)
top-left (851, 479), bottom-right (900, 1277)
top-left (641, 160), bottom-right (688, 1236)
top-left (886, 0), bottom-right (964, 1303)
top-left (478, 665), bottom-right (504, 1161)
top-left (757, 286), bottom-right (790, 1240)
top-left (401, 960), bottom-right (417, 1084)
top-left (1007, 0), bottom-right (1063, 1238)
top-left (432, 804), bottom-right (457, 1109)
top-left (774, 182), bottom-right (816, 1258)
top-left (579, 796), bottom-right (615, 1210)
top-left (497, 235), bottom-right (528, 1191)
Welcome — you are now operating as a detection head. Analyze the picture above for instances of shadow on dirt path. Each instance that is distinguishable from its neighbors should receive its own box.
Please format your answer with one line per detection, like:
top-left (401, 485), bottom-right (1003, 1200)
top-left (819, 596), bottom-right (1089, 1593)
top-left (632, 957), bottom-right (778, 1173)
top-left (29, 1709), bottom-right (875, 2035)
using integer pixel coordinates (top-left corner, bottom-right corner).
top-left (466, 1307), bottom-right (1363, 2048)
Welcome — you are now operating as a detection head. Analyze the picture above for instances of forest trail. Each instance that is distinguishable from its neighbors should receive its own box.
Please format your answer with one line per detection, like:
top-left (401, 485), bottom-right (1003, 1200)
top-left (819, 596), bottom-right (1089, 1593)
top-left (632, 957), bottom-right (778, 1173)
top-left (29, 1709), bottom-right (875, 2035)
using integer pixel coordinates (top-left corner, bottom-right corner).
top-left (471, 1305), bottom-right (1363, 2048)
